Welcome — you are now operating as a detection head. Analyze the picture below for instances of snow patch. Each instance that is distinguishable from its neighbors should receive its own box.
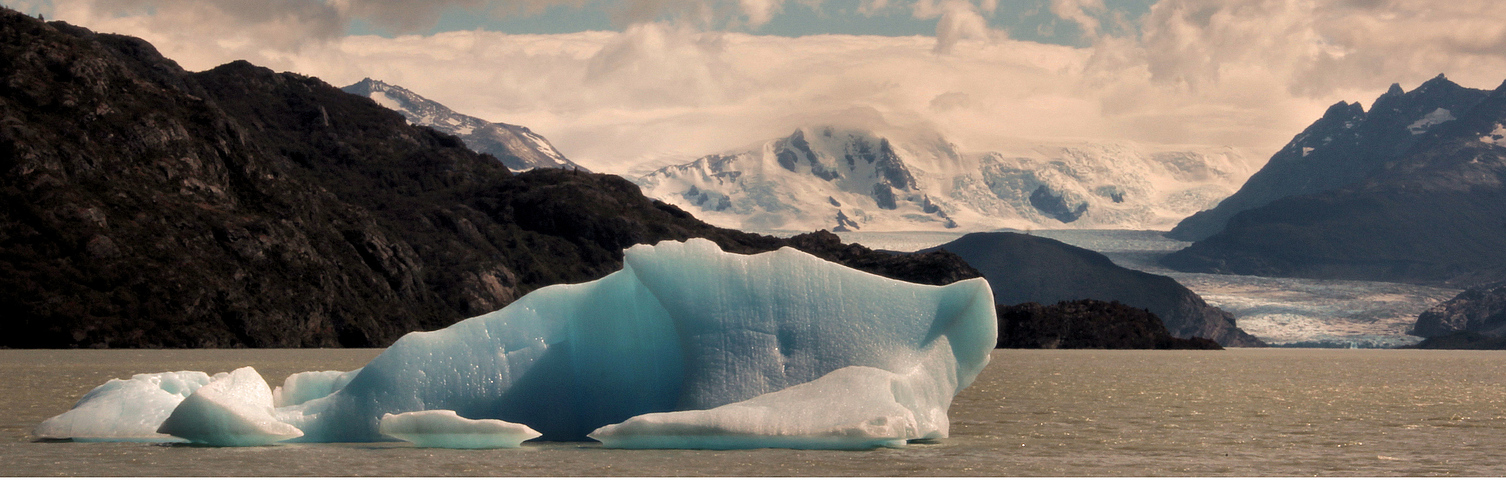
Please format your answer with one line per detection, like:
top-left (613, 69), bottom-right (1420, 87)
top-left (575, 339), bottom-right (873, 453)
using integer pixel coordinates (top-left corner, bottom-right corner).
top-left (1408, 108), bottom-right (1456, 135)
top-left (1482, 123), bottom-right (1506, 146)
top-left (366, 92), bottom-right (411, 125)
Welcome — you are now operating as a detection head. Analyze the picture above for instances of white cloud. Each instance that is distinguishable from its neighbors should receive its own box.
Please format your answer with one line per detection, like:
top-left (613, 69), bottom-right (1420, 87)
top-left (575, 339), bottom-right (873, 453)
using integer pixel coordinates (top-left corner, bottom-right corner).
top-left (1050, 0), bottom-right (1105, 38)
top-left (31, 0), bottom-right (1506, 176)
top-left (911, 0), bottom-right (1001, 53)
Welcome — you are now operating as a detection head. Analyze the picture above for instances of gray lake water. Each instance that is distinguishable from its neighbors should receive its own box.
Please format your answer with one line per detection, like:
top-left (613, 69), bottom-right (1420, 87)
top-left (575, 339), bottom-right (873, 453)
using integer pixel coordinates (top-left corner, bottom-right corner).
top-left (5, 349), bottom-right (1506, 476)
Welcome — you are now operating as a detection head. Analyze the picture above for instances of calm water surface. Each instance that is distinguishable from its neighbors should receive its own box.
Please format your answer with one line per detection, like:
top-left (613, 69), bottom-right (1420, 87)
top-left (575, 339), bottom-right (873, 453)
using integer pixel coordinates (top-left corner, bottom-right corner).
top-left (4, 349), bottom-right (1505, 476)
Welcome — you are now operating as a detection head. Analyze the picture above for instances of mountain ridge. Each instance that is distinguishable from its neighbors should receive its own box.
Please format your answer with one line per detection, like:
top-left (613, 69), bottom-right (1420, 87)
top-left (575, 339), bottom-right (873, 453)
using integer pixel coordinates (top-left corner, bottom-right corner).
top-left (1168, 74), bottom-right (1491, 241)
top-left (341, 78), bottom-right (588, 173)
top-left (1162, 77), bottom-right (1506, 288)
top-left (0, 9), bottom-right (980, 348)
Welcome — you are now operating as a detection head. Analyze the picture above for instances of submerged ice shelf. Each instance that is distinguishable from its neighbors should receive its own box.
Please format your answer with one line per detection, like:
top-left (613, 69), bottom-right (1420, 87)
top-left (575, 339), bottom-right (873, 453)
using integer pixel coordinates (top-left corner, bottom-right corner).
top-left (38, 239), bottom-right (996, 449)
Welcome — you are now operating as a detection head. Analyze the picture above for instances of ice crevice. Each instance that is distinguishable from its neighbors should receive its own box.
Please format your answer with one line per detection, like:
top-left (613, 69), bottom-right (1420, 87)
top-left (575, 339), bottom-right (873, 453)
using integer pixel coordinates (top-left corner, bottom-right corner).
top-left (37, 238), bottom-right (996, 449)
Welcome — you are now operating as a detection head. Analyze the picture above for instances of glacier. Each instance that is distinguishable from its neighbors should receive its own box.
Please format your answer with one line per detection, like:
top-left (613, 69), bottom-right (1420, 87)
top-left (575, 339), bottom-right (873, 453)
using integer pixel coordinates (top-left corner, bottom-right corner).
top-left (379, 410), bottom-right (541, 448)
top-left (636, 125), bottom-right (1255, 233)
top-left (38, 238), bottom-right (995, 449)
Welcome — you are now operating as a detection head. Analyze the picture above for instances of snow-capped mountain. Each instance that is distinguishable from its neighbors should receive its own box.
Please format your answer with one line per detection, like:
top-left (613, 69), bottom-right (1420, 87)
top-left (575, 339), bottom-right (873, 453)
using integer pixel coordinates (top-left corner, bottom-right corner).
top-left (636, 126), bottom-right (1254, 233)
top-left (342, 78), bottom-right (587, 172)
top-left (1168, 74), bottom-right (1490, 241)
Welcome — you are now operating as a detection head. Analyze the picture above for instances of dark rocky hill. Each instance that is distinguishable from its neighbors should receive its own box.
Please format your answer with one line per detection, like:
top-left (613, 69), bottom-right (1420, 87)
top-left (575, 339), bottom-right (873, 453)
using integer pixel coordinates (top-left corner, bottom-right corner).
top-left (1409, 331), bottom-right (1506, 350)
top-left (996, 300), bottom-right (1221, 350)
top-left (0, 9), bottom-right (979, 348)
top-left (1413, 284), bottom-right (1506, 339)
top-left (924, 232), bottom-right (1264, 347)
top-left (1169, 75), bottom-right (1490, 241)
top-left (1162, 79), bottom-right (1506, 288)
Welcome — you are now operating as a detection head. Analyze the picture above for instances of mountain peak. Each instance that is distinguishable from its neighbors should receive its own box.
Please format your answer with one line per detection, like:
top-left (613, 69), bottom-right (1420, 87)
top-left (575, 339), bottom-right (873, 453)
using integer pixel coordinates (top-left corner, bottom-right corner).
top-left (1415, 73), bottom-right (1461, 93)
top-left (1386, 83), bottom-right (1405, 96)
top-left (1321, 100), bottom-right (1364, 119)
top-left (341, 77), bottom-right (586, 172)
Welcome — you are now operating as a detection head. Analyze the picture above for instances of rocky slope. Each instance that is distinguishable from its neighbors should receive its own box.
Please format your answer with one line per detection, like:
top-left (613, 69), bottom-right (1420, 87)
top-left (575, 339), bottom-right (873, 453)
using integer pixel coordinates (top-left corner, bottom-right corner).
top-left (995, 300), bottom-right (1221, 350)
top-left (0, 10), bottom-right (978, 348)
top-left (1162, 78), bottom-right (1506, 288)
top-left (926, 232), bottom-right (1264, 347)
top-left (637, 125), bottom-right (1252, 233)
top-left (1412, 284), bottom-right (1506, 339)
top-left (341, 78), bottom-right (587, 172)
top-left (1169, 75), bottom-right (1490, 241)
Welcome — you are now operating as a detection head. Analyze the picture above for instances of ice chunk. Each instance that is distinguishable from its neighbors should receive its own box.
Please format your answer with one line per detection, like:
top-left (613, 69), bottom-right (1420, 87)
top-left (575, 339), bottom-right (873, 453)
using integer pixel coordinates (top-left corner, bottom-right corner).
top-left (272, 369), bottom-right (361, 407)
top-left (33, 371), bottom-right (212, 442)
top-left (589, 343), bottom-right (960, 450)
top-left (281, 238), bottom-right (995, 447)
top-left (157, 367), bottom-right (303, 446)
top-left (378, 410), bottom-right (541, 448)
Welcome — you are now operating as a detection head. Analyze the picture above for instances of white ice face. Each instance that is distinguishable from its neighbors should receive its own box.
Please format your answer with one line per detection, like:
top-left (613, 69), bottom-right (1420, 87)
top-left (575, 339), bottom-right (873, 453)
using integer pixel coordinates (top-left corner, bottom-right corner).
top-left (34, 371), bottom-right (212, 442)
top-left (378, 410), bottom-right (541, 449)
top-left (156, 367), bottom-right (304, 447)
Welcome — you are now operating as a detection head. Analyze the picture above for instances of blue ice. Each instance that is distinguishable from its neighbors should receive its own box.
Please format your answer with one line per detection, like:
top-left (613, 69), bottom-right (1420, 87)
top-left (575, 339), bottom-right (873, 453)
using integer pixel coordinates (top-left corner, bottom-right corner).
top-left (280, 239), bottom-right (995, 447)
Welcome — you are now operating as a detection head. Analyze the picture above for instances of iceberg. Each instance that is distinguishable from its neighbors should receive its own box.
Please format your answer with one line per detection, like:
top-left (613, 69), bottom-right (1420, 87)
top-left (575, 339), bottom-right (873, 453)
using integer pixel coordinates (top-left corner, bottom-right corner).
top-left (378, 410), bottom-right (541, 448)
top-left (280, 238), bottom-right (995, 448)
top-left (33, 371), bottom-right (212, 442)
top-left (38, 239), bottom-right (995, 449)
top-left (157, 367), bottom-right (304, 446)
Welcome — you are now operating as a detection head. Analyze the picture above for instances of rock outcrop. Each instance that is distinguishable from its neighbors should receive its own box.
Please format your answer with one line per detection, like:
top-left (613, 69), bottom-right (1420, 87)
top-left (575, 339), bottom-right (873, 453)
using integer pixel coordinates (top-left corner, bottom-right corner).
top-left (1413, 284), bottom-right (1506, 339)
top-left (995, 300), bottom-right (1222, 350)
top-left (927, 232), bottom-right (1263, 347)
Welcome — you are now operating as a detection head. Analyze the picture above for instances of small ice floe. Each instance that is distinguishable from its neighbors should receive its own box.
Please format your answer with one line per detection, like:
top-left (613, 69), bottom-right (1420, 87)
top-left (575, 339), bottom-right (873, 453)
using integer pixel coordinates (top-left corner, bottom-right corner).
top-left (156, 366), bottom-right (303, 446)
top-left (378, 410), bottom-right (541, 449)
top-left (34, 371), bottom-right (212, 442)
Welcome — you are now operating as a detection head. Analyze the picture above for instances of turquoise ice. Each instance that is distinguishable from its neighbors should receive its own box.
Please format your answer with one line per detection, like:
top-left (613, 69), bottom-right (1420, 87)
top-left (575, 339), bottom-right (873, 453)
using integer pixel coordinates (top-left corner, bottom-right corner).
top-left (281, 238), bottom-right (995, 447)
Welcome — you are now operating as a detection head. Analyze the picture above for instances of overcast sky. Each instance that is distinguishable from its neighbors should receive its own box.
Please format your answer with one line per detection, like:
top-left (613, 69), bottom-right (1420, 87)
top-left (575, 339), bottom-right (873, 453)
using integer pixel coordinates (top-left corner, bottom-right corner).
top-left (14, 0), bottom-right (1506, 173)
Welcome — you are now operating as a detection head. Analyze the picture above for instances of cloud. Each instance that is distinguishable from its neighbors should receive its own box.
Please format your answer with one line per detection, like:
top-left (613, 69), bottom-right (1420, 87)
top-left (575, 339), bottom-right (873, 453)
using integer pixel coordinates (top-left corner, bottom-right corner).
top-left (29, 0), bottom-right (1506, 176)
top-left (1125, 0), bottom-right (1506, 96)
top-left (1049, 0), bottom-right (1105, 38)
top-left (911, 0), bottom-right (1000, 53)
